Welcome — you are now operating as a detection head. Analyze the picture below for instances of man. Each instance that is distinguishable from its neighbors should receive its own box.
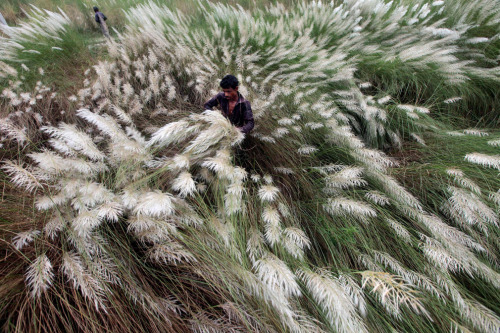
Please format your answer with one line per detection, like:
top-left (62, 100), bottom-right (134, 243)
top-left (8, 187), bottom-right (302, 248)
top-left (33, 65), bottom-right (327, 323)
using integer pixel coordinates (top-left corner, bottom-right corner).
top-left (204, 75), bottom-right (254, 134)
top-left (93, 6), bottom-right (109, 38)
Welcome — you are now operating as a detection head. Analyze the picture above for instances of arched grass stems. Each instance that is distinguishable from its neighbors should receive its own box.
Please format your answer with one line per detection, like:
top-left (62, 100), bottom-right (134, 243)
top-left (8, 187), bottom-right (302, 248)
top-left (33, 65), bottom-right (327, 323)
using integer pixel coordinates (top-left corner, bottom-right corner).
top-left (0, 186), bottom-right (183, 332)
top-left (0, 6), bottom-right (99, 93)
top-left (1, 0), bottom-right (500, 332)
top-left (391, 129), bottom-right (500, 254)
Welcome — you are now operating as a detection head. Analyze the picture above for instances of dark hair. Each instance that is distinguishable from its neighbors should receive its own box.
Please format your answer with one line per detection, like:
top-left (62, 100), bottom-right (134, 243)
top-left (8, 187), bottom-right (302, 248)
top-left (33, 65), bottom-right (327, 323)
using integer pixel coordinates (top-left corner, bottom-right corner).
top-left (220, 75), bottom-right (239, 89)
top-left (93, 6), bottom-right (99, 12)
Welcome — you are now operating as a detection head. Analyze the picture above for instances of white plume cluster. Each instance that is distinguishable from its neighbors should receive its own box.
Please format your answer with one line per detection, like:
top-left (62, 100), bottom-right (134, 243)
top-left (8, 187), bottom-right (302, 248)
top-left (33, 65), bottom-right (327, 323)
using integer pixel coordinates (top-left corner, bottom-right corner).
top-left (2, 0), bottom-right (500, 331)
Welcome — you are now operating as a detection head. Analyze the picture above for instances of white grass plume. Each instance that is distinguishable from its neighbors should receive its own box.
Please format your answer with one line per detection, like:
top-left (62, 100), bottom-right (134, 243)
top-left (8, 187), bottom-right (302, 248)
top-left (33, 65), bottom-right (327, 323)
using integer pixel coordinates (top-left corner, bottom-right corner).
top-left (324, 167), bottom-right (367, 191)
top-left (282, 227), bottom-right (311, 259)
top-left (446, 168), bottom-right (481, 194)
top-left (463, 129), bottom-right (489, 137)
top-left (225, 182), bottom-right (245, 215)
top-left (487, 139), bottom-right (500, 147)
top-left (365, 191), bottom-right (390, 206)
top-left (410, 133), bottom-right (426, 146)
top-left (148, 120), bottom-right (198, 148)
top-left (274, 166), bottom-right (294, 175)
top-left (420, 236), bottom-right (473, 275)
top-left (35, 191), bottom-right (68, 211)
top-left (12, 229), bottom-right (40, 250)
top-left (443, 186), bottom-right (498, 234)
top-left (490, 190), bottom-right (500, 207)
top-left (72, 182), bottom-right (115, 211)
top-left (0, 7), bottom-right (70, 61)
top-left (127, 215), bottom-right (179, 243)
top-left (172, 172), bottom-right (196, 197)
top-left (0, 120), bottom-right (27, 144)
top-left (76, 109), bottom-right (126, 139)
top-left (71, 209), bottom-right (102, 237)
top-left (253, 254), bottom-right (301, 298)
top-left (97, 202), bottom-right (123, 223)
top-left (417, 213), bottom-right (486, 253)
top-left (2, 160), bottom-right (44, 193)
top-left (353, 148), bottom-right (397, 171)
top-left (247, 229), bottom-right (267, 264)
top-left (371, 251), bottom-right (443, 299)
top-left (263, 174), bottom-right (273, 184)
top-left (324, 197), bottom-right (376, 221)
top-left (133, 190), bottom-right (176, 217)
top-left (371, 173), bottom-right (422, 211)
top-left (361, 271), bottom-right (431, 320)
top-left (44, 215), bottom-right (65, 240)
top-left (29, 150), bottom-right (107, 176)
top-left (298, 145), bottom-right (318, 155)
top-left (460, 298), bottom-right (500, 333)
top-left (338, 274), bottom-right (367, 318)
top-left (172, 154), bottom-right (191, 170)
top-left (464, 153), bottom-right (500, 170)
top-left (42, 124), bottom-right (105, 161)
top-left (444, 97), bottom-right (462, 104)
top-left (148, 241), bottom-right (196, 265)
top-left (258, 185), bottom-right (280, 203)
top-left (377, 95), bottom-right (391, 105)
top-left (386, 219), bottom-right (412, 243)
top-left (62, 252), bottom-right (106, 311)
top-left (201, 149), bottom-right (232, 174)
top-left (297, 268), bottom-right (368, 333)
top-left (185, 111), bottom-right (244, 154)
top-left (446, 131), bottom-right (466, 137)
top-left (26, 254), bottom-right (54, 298)
top-left (262, 206), bottom-right (282, 246)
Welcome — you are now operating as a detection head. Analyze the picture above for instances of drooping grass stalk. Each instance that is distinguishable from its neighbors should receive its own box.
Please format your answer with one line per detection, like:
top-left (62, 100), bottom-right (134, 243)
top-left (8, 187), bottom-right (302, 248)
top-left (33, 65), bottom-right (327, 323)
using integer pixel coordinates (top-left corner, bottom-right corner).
top-left (1, 0), bottom-right (500, 332)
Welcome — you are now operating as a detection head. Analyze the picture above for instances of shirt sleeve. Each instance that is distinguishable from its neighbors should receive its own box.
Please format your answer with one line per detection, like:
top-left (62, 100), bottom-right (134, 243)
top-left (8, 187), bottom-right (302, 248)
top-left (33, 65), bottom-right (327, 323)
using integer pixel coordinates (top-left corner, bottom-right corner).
top-left (95, 13), bottom-right (100, 23)
top-left (204, 94), bottom-right (220, 110)
top-left (240, 101), bottom-right (254, 134)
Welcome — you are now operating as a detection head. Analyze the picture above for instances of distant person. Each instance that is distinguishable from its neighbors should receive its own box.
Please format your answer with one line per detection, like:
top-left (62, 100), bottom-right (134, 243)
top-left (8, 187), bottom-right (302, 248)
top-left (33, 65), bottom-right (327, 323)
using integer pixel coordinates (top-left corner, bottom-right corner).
top-left (0, 12), bottom-right (8, 26)
top-left (204, 75), bottom-right (254, 134)
top-left (93, 6), bottom-right (109, 38)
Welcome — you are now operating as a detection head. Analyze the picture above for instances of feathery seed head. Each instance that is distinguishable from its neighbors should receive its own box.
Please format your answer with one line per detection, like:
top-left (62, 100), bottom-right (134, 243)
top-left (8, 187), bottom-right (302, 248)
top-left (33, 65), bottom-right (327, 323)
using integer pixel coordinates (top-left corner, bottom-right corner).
top-left (133, 190), bottom-right (176, 217)
top-left (258, 185), bottom-right (280, 202)
top-left (12, 230), bottom-right (41, 250)
top-left (26, 254), bottom-right (54, 298)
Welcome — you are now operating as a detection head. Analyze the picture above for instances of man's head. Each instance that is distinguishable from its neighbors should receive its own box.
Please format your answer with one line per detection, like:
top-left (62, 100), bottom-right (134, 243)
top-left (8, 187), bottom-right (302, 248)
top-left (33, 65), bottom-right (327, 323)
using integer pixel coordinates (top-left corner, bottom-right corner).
top-left (220, 75), bottom-right (239, 100)
top-left (93, 6), bottom-right (99, 12)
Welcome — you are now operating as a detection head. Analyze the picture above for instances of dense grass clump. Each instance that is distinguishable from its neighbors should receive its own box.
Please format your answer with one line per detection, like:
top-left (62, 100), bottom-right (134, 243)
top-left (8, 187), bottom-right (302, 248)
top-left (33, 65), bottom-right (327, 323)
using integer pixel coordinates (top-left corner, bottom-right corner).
top-left (1, 0), bottom-right (499, 332)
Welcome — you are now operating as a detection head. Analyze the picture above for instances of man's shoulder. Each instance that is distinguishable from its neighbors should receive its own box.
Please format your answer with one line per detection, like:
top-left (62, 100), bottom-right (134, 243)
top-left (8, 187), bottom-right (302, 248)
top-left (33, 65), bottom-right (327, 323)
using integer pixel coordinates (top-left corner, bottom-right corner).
top-left (237, 93), bottom-right (250, 104)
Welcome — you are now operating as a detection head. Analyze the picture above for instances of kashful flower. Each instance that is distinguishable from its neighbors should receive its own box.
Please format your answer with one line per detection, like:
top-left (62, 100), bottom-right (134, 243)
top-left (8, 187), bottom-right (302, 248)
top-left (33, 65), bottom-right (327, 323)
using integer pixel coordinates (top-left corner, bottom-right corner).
top-left (258, 185), bottom-right (280, 202)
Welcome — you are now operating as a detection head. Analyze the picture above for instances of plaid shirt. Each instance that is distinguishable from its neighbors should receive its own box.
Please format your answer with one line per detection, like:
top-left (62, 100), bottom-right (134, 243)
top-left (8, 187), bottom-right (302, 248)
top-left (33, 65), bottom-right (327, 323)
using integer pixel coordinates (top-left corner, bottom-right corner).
top-left (95, 12), bottom-right (107, 23)
top-left (204, 92), bottom-right (254, 134)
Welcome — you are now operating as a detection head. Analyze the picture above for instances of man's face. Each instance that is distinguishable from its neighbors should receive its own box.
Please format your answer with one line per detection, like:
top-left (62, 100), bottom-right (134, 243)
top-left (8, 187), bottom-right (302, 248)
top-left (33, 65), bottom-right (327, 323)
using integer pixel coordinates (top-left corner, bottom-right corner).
top-left (222, 87), bottom-right (238, 101)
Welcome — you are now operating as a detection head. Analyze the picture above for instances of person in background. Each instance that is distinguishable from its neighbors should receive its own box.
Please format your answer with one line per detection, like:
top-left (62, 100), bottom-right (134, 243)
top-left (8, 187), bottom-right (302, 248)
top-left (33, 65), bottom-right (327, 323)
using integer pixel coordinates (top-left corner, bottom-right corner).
top-left (204, 75), bottom-right (254, 134)
top-left (93, 6), bottom-right (109, 38)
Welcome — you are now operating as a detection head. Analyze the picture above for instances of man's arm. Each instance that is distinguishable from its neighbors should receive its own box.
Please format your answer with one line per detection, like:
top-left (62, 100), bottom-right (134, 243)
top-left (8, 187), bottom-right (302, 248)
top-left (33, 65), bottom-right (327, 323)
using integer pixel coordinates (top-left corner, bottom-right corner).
top-left (95, 13), bottom-right (100, 23)
top-left (204, 93), bottom-right (221, 110)
top-left (240, 101), bottom-right (254, 134)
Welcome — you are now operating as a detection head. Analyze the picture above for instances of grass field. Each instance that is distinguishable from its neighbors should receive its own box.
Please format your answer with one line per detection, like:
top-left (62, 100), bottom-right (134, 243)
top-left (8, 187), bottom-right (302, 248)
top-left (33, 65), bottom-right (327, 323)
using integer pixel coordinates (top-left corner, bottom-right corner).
top-left (1, 0), bottom-right (499, 332)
